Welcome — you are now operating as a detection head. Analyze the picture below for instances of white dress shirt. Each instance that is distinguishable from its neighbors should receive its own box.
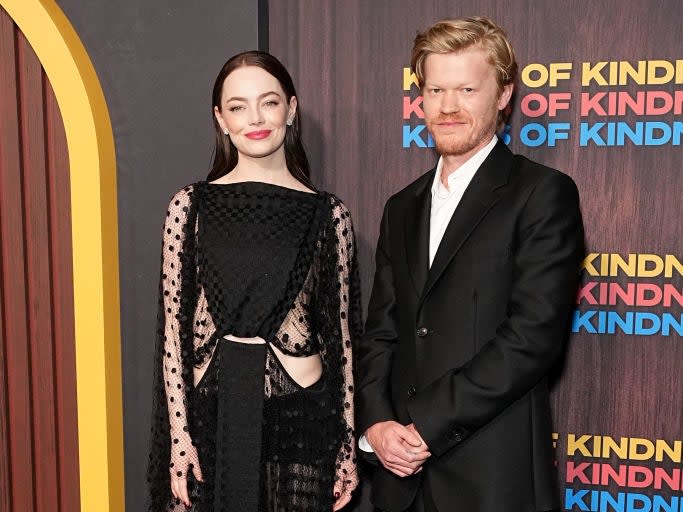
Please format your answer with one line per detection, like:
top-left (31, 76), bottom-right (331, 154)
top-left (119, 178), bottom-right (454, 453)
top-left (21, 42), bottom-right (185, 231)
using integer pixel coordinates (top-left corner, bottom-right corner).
top-left (358, 135), bottom-right (498, 453)
top-left (428, 135), bottom-right (497, 266)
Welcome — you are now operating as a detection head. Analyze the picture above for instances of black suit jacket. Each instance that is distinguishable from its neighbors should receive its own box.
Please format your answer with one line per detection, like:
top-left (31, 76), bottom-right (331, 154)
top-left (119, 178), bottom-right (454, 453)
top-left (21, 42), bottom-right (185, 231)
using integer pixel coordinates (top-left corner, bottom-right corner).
top-left (357, 141), bottom-right (585, 512)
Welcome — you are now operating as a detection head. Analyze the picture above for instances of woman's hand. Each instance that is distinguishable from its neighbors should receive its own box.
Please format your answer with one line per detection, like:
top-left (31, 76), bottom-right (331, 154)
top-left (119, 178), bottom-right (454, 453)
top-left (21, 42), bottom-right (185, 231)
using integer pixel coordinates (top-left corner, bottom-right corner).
top-left (332, 484), bottom-right (352, 510)
top-left (332, 470), bottom-right (358, 511)
top-left (170, 444), bottom-right (203, 508)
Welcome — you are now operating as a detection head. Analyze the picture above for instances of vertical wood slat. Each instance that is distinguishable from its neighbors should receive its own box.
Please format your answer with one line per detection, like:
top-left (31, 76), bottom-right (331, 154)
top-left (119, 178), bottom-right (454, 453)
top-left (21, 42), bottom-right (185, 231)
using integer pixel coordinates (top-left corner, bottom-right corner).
top-left (45, 71), bottom-right (80, 512)
top-left (0, 9), bottom-right (10, 508)
top-left (0, 159), bottom-right (10, 512)
top-left (0, 9), bottom-right (36, 512)
top-left (16, 27), bottom-right (60, 512)
top-left (0, 6), bottom-right (79, 511)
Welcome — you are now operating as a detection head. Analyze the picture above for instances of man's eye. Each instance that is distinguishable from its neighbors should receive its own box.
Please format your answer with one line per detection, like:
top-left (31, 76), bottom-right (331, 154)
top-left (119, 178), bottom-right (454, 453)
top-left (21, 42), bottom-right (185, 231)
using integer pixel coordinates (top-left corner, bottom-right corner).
top-left (463, 88), bottom-right (474, 93)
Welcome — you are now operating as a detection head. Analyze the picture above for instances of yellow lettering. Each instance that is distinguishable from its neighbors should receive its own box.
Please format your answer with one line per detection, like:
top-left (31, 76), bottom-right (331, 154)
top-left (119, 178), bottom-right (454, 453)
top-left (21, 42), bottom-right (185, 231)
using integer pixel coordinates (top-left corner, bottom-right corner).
top-left (618, 60), bottom-right (646, 85)
top-left (655, 439), bottom-right (682, 463)
top-left (638, 254), bottom-right (664, 277)
top-left (629, 438), bottom-right (655, 461)
top-left (609, 253), bottom-right (636, 277)
top-left (403, 67), bottom-right (419, 91)
top-left (582, 253), bottom-right (600, 275)
top-left (664, 254), bottom-right (683, 278)
top-left (602, 436), bottom-right (628, 459)
top-left (522, 63), bottom-right (549, 88)
top-left (549, 62), bottom-right (572, 86)
top-left (600, 253), bottom-right (609, 277)
top-left (582, 62), bottom-right (608, 86)
top-left (647, 60), bottom-right (675, 85)
top-left (568, 434), bottom-right (593, 456)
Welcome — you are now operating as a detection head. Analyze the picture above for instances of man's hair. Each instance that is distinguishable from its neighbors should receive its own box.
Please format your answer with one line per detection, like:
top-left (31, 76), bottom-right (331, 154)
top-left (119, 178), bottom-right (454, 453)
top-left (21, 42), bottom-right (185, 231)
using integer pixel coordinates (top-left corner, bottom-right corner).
top-left (411, 16), bottom-right (518, 92)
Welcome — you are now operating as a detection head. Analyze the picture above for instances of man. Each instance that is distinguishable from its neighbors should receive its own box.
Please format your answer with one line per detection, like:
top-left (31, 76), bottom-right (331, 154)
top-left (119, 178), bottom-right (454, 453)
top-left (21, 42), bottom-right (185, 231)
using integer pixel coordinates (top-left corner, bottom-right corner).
top-left (357, 16), bottom-right (584, 512)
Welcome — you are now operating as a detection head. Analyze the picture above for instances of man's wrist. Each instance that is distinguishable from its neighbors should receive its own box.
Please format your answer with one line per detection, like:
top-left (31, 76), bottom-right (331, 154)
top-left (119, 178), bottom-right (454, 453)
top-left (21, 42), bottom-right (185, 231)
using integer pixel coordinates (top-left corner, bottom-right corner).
top-left (358, 433), bottom-right (374, 453)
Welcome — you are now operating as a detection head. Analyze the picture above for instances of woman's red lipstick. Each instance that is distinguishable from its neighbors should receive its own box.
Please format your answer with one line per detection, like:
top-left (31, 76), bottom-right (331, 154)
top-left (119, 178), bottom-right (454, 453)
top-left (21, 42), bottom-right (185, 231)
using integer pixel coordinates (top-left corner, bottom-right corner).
top-left (245, 130), bottom-right (272, 140)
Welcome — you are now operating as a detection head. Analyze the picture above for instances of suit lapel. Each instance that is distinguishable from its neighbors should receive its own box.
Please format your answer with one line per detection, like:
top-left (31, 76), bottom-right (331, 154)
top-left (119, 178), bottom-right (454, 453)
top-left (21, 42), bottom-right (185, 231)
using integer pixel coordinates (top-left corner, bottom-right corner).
top-left (404, 169), bottom-right (434, 297)
top-left (420, 141), bottom-right (513, 303)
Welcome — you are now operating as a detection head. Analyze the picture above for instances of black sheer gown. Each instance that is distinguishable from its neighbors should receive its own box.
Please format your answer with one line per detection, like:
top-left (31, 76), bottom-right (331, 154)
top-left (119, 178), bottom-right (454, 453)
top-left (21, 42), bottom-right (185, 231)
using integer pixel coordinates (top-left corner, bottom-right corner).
top-left (147, 182), bottom-right (360, 511)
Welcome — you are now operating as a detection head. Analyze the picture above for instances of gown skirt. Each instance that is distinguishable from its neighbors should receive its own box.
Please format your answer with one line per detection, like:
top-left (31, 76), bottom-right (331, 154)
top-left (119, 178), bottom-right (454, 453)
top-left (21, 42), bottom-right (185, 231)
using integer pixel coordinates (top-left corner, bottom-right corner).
top-left (188, 338), bottom-right (341, 511)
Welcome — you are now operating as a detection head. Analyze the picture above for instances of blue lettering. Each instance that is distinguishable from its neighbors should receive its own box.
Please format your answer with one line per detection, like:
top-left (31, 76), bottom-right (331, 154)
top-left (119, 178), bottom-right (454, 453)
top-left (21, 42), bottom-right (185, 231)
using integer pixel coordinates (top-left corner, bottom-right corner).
top-left (645, 122), bottom-right (671, 145)
top-left (653, 495), bottom-right (679, 512)
top-left (403, 125), bottom-right (426, 148)
top-left (572, 310), bottom-right (597, 333)
top-left (607, 311), bottom-right (634, 334)
top-left (634, 312), bottom-right (661, 335)
top-left (601, 491), bottom-right (625, 511)
top-left (626, 493), bottom-right (650, 512)
top-left (661, 313), bottom-right (683, 336)
top-left (580, 122), bottom-right (606, 146)
top-left (520, 123), bottom-right (547, 147)
top-left (565, 489), bottom-right (591, 511)
top-left (547, 123), bottom-right (571, 146)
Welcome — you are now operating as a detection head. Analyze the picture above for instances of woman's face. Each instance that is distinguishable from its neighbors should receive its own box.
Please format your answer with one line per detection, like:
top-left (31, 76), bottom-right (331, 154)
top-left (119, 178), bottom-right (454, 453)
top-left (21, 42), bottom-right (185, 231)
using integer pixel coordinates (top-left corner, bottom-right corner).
top-left (214, 65), bottom-right (296, 162)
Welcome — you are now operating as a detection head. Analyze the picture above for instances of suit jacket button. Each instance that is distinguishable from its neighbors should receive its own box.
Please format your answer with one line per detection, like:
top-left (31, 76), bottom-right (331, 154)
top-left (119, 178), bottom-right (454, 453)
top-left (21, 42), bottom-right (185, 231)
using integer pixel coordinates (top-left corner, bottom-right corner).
top-left (416, 327), bottom-right (428, 337)
top-left (408, 385), bottom-right (417, 397)
top-left (453, 432), bottom-right (463, 442)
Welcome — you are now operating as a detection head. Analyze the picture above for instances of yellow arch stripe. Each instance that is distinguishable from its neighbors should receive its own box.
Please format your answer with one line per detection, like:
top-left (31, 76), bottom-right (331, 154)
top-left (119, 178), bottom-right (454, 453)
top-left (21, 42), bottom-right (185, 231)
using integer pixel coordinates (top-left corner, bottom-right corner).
top-left (0, 1), bottom-right (123, 510)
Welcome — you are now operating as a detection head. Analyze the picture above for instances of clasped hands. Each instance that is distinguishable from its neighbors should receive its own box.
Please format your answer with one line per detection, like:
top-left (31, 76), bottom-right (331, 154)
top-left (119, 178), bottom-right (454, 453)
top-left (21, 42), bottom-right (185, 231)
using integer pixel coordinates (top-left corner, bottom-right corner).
top-left (365, 421), bottom-right (431, 477)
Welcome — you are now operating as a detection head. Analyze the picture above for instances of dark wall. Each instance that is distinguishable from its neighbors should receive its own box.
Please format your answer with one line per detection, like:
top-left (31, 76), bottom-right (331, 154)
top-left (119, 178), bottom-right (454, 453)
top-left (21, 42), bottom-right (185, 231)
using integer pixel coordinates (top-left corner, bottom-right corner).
top-left (55, 2), bottom-right (262, 508)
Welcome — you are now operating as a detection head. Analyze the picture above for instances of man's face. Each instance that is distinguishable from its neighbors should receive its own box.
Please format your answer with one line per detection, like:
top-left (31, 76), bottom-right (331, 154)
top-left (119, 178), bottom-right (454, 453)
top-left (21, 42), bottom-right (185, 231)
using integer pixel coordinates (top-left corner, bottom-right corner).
top-left (422, 47), bottom-right (512, 160)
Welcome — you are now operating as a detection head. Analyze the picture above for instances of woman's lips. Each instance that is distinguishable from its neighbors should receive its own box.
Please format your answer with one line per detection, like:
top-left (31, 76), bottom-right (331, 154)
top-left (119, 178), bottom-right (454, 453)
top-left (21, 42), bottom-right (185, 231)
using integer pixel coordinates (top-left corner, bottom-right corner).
top-left (245, 130), bottom-right (272, 140)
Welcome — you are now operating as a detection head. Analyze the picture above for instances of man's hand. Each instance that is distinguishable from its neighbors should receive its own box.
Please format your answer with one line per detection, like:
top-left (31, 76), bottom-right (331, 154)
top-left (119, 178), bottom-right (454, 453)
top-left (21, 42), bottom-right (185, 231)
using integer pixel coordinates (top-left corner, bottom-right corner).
top-left (406, 423), bottom-right (427, 447)
top-left (365, 421), bottom-right (430, 477)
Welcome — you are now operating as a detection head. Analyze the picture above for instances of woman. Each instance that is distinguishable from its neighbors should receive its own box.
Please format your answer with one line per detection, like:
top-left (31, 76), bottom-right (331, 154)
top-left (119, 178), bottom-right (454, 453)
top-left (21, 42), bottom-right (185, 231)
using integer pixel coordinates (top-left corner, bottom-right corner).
top-left (147, 51), bottom-right (360, 511)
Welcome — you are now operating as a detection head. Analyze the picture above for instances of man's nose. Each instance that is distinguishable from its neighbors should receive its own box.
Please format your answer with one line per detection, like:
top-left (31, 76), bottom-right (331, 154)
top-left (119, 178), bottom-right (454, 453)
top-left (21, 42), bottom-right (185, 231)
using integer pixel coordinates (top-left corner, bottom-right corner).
top-left (440, 91), bottom-right (460, 114)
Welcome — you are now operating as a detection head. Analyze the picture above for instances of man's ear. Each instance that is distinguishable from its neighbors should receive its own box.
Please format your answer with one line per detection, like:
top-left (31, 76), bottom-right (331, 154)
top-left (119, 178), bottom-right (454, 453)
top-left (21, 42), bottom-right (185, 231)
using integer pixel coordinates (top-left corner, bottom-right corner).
top-left (497, 83), bottom-right (514, 111)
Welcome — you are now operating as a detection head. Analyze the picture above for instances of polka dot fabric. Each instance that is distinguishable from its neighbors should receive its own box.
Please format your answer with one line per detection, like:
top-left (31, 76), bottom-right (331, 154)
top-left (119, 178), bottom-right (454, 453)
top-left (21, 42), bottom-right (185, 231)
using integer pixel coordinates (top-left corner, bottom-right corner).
top-left (147, 182), bottom-right (360, 511)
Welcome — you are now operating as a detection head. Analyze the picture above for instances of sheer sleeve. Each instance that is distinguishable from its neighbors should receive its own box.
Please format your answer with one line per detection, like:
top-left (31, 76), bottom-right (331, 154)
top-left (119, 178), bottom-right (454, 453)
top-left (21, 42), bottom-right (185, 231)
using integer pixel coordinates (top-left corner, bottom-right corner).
top-left (330, 198), bottom-right (361, 496)
top-left (160, 186), bottom-right (201, 482)
top-left (148, 185), bottom-right (202, 511)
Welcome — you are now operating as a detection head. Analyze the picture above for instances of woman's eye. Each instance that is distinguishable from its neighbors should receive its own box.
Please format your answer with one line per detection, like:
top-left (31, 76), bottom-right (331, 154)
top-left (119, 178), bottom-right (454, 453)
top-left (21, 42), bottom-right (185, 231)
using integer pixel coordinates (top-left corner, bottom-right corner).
top-left (228, 105), bottom-right (244, 112)
top-left (264, 100), bottom-right (279, 107)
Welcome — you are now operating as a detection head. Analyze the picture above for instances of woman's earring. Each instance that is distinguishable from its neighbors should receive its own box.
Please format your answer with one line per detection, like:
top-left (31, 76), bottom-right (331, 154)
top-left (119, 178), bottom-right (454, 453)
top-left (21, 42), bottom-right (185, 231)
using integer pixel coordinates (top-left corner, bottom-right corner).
top-left (286, 118), bottom-right (293, 126)
top-left (223, 129), bottom-right (229, 135)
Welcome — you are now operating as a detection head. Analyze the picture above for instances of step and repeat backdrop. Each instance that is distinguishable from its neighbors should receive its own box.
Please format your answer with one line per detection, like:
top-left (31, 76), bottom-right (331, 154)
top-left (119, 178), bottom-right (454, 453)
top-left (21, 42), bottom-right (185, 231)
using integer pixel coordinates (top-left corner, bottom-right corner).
top-left (269, 1), bottom-right (683, 510)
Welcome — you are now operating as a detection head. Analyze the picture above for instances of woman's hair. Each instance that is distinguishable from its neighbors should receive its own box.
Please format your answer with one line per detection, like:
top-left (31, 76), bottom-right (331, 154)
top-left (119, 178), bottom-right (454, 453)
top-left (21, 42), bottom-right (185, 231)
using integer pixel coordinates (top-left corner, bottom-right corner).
top-left (411, 16), bottom-right (518, 93)
top-left (206, 51), bottom-right (314, 188)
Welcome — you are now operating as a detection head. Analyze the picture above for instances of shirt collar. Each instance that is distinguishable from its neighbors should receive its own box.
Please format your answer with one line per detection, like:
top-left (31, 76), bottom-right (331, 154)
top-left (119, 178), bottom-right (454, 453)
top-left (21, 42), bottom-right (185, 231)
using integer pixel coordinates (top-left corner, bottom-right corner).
top-left (431, 135), bottom-right (498, 197)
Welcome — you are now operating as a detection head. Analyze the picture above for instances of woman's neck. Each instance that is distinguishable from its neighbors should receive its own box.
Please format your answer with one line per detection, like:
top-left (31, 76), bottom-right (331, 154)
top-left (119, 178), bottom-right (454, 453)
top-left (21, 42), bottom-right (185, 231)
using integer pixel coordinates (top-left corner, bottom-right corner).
top-left (223, 150), bottom-right (294, 185)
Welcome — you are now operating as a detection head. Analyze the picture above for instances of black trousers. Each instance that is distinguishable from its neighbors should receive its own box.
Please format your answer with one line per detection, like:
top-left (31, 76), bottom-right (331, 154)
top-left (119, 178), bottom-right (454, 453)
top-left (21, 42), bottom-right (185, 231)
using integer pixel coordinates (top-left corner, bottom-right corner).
top-left (376, 482), bottom-right (438, 512)
top-left (408, 483), bottom-right (438, 512)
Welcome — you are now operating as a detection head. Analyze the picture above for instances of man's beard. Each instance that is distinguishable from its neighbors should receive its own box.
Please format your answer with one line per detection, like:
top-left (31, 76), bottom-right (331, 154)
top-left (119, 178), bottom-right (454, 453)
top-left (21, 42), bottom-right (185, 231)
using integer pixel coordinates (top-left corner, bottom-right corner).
top-left (428, 115), bottom-right (496, 157)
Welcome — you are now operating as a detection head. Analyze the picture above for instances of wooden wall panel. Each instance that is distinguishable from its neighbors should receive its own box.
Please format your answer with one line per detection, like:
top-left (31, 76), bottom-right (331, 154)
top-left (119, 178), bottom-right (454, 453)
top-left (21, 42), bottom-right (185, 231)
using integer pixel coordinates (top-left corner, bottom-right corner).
top-left (0, 9), bottom-right (35, 511)
top-left (0, 6), bottom-right (79, 512)
top-left (17, 29), bottom-right (60, 511)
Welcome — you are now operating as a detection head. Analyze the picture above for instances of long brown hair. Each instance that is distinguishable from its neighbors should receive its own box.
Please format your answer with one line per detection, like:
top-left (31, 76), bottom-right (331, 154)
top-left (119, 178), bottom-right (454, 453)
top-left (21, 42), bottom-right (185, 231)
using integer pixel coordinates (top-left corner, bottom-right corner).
top-left (206, 51), bottom-right (314, 189)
